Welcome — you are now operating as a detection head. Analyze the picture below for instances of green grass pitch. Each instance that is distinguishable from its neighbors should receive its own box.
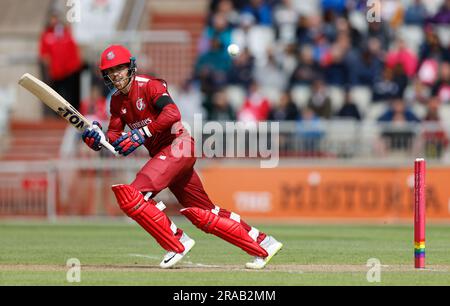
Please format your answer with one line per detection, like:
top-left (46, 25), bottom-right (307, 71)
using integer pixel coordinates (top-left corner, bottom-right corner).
top-left (0, 220), bottom-right (449, 285)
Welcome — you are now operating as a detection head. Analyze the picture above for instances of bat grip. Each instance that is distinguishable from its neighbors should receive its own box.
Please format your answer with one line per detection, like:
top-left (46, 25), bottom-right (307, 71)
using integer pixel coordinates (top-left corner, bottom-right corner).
top-left (101, 139), bottom-right (119, 156)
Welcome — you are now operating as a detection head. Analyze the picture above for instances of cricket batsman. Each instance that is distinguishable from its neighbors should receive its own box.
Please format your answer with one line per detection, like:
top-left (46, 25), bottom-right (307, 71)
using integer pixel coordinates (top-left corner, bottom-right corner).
top-left (82, 45), bottom-right (283, 269)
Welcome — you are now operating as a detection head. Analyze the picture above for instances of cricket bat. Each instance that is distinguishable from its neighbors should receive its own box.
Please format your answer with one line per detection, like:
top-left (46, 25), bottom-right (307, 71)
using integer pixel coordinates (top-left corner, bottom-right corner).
top-left (18, 73), bottom-right (117, 156)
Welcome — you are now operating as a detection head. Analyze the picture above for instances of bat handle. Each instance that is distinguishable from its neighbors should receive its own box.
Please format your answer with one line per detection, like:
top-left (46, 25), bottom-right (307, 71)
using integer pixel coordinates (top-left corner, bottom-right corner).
top-left (101, 139), bottom-right (119, 156)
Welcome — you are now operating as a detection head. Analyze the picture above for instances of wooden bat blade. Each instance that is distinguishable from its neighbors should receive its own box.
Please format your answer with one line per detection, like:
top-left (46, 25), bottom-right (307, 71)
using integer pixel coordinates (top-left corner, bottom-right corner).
top-left (18, 73), bottom-right (118, 156)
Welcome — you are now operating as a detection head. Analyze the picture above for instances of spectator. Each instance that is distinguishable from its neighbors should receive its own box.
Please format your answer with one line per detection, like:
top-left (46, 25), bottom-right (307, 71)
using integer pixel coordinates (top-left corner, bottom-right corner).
top-left (268, 91), bottom-right (300, 121)
top-left (241, 0), bottom-right (273, 26)
top-left (199, 13), bottom-right (233, 54)
top-left (367, 20), bottom-right (392, 50)
top-left (227, 47), bottom-right (255, 88)
top-left (289, 45), bottom-right (322, 87)
top-left (238, 82), bottom-right (271, 122)
top-left (426, 0), bottom-right (450, 24)
top-left (404, 78), bottom-right (431, 105)
top-left (194, 38), bottom-right (232, 89)
top-left (378, 99), bottom-right (421, 152)
top-left (80, 84), bottom-right (108, 123)
top-left (385, 39), bottom-right (419, 78)
top-left (336, 90), bottom-right (361, 121)
top-left (253, 48), bottom-right (288, 91)
top-left (378, 99), bottom-right (421, 123)
top-left (432, 61), bottom-right (450, 104)
top-left (404, 0), bottom-right (428, 26)
top-left (39, 12), bottom-right (83, 111)
top-left (296, 15), bottom-right (315, 45)
top-left (213, 0), bottom-right (240, 28)
top-left (209, 89), bottom-right (237, 121)
top-left (320, 33), bottom-right (352, 86)
top-left (307, 78), bottom-right (332, 119)
top-left (419, 27), bottom-right (447, 63)
top-left (297, 106), bottom-right (325, 156)
top-left (372, 67), bottom-right (403, 102)
top-left (348, 38), bottom-right (384, 86)
top-left (321, 0), bottom-right (347, 15)
top-left (421, 96), bottom-right (449, 158)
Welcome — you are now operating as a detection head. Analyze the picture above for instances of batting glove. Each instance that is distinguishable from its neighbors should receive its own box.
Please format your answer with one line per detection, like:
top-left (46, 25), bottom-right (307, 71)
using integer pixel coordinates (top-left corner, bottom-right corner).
top-left (112, 128), bottom-right (149, 156)
top-left (82, 121), bottom-right (103, 151)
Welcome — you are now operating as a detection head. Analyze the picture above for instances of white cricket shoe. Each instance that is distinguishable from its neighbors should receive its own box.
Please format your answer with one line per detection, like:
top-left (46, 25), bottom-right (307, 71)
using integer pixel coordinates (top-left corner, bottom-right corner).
top-left (159, 233), bottom-right (195, 269)
top-left (245, 236), bottom-right (283, 270)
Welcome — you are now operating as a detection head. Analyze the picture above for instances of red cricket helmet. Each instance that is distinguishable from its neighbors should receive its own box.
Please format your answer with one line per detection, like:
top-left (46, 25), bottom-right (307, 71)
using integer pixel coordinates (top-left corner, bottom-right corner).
top-left (99, 45), bottom-right (133, 71)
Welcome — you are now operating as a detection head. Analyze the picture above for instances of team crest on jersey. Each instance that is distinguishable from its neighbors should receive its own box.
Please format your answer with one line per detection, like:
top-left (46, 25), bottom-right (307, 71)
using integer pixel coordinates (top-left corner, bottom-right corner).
top-left (107, 51), bottom-right (115, 60)
top-left (136, 98), bottom-right (145, 111)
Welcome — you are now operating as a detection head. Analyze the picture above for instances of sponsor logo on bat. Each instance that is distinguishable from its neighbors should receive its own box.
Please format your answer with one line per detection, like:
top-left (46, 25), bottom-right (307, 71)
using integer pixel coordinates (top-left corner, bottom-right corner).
top-left (57, 107), bottom-right (85, 129)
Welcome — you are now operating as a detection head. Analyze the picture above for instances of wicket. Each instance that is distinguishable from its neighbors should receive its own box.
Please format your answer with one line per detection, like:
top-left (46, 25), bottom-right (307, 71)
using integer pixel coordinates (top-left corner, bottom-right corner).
top-left (414, 158), bottom-right (426, 269)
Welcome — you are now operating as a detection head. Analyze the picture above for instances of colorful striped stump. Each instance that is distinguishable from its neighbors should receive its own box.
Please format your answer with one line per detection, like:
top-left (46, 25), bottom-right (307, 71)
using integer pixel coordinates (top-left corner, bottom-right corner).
top-left (414, 158), bottom-right (426, 269)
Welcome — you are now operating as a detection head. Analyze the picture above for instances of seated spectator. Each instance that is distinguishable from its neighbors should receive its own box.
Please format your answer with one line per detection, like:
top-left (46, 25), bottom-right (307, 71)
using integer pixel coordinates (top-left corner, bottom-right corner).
top-left (268, 91), bottom-right (300, 121)
top-left (289, 45), bottom-right (322, 87)
top-left (404, 0), bottom-right (428, 25)
top-left (253, 48), bottom-right (288, 91)
top-left (199, 13), bottom-right (233, 55)
top-left (194, 38), bottom-right (232, 89)
top-left (296, 106), bottom-right (325, 156)
top-left (212, 0), bottom-right (240, 28)
top-left (307, 78), bottom-right (332, 119)
top-left (378, 99), bottom-right (420, 151)
top-left (241, 0), bottom-right (273, 26)
top-left (348, 39), bottom-right (384, 86)
top-left (385, 39), bottom-right (418, 78)
top-left (432, 61), bottom-right (450, 104)
top-left (426, 0), bottom-right (450, 24)
top-left (367, 20), bottom-right (392, 50)
top-left (321, 0), bottom-right (347, 15)
top-left (209, 89), bottom-right (236, 121)
top-left (421, 96), bottom-right (449, 158)
top-left (227, 47), bottom-right (255, 88)
top-left (296, 15), bottom-right (315, 45)
top-left (417, 58), bottom-right (439, 86)
top-left (238, 81), bottom-right (271, 122)
top-left (320, 33), bottom-right (352, 86)
top-left (404, 78), bottom-right (431, 105)
top-left (80, 84), bottom-right (108, 123)
top-left (419, 27), bottom-right (447, 63)
top-left (378, 99), bottom-right (421, 123)
top-left (372, 68), bottom-right (403, 102)
top-left (336, 90), bottom-right (361, 121)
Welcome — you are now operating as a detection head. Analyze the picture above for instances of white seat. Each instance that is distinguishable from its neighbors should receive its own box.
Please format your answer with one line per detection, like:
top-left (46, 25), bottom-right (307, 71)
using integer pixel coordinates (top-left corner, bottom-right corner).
top-left (290, 85), bottom-right (311, 110)
top-left (439, 104), bottom-right (450, 123)
top-left (435, 26), bottom-right (450, 48)
top-left (225, 85), bottom-right (247, 110)
top-left (366, 102), bottom-right (389, 122)
top-left (260, 87), bottom-right (281, 105)
top-left (411, 102), bottom-right (427, 120)
top-left (350, 86), bottom-right (372, 116)
top-left (397, 25), bottom-right (424, 54)
top-left (328, 86), bottom-right (345, 112)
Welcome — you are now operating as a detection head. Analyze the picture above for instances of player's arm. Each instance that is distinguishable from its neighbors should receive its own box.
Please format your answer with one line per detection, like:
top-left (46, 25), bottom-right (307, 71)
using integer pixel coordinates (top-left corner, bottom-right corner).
top-left (141, 94), bottom-right (180, 137)
top-left (112, 80), bottom-right (180, 156)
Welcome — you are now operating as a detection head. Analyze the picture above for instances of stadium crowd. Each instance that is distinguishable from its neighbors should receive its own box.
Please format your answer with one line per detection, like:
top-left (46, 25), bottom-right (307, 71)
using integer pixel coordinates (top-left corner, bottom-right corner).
top-left (178, 0), bottom-right (449, 157)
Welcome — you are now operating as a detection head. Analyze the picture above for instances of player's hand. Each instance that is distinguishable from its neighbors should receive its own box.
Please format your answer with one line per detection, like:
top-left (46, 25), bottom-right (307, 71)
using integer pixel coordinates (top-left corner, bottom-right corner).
top-left (82, 121), bottom-right (103, 151)
top-left (112, 128), bottom-right (148, 156)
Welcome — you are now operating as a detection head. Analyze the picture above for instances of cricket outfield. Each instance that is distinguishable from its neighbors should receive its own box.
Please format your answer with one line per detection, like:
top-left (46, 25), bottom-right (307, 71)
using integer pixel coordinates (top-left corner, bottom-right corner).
top-left (0, 220), bottom-right (449, 286)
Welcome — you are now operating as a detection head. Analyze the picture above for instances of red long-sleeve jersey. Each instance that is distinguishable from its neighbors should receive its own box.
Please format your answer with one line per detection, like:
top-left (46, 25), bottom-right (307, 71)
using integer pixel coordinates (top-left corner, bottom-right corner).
top-left (107, 75), bottom-right (187, 157)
